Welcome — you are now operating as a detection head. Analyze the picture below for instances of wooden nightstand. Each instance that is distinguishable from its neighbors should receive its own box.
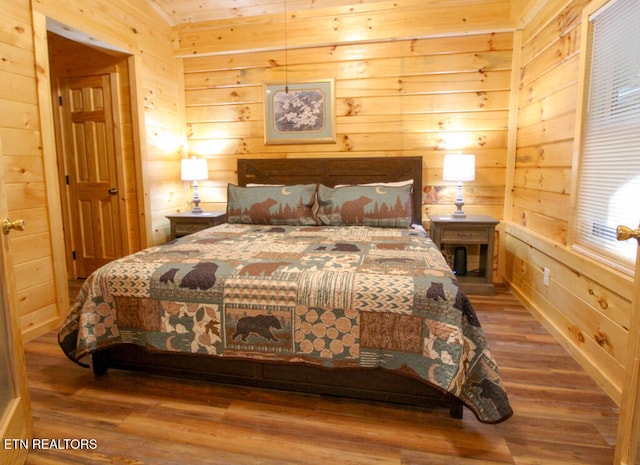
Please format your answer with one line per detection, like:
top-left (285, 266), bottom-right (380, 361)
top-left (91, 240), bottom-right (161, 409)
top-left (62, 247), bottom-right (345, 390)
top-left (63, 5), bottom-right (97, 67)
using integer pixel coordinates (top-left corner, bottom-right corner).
top-left (166, 211), bottom-right (227, 240)
top-left (428, 214), bottom-right (499, 295)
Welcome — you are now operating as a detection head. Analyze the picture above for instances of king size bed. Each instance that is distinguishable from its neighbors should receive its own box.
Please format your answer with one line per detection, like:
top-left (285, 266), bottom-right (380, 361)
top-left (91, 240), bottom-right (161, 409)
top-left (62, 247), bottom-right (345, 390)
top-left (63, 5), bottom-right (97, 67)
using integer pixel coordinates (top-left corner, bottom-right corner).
top-left (58, 156), bottom-right (512, 424)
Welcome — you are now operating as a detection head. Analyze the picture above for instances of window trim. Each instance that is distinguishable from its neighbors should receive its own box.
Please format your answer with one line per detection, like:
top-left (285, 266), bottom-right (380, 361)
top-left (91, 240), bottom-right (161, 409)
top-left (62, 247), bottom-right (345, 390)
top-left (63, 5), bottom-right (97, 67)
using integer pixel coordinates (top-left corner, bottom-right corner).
top-left (569, 0), bottom-right (638, 276)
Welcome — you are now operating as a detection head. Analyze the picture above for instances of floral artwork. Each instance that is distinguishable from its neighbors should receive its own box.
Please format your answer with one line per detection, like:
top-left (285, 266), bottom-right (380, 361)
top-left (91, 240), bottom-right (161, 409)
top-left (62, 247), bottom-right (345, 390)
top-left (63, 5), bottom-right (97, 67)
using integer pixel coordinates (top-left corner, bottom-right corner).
top-left (274, 89), bottom-right (324, 132)
top-left (264, 79), bottom-right (336, 144)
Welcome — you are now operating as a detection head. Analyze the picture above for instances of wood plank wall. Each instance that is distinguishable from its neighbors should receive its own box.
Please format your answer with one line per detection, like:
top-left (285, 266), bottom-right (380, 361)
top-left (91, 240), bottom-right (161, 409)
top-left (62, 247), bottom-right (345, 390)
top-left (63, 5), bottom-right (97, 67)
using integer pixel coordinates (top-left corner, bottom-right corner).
top-left (0, 0), bottom-right (63, 341)
top-left (176, 2), bottom-right (515, 224)
top-left (505, 0), bottom-right (631, 403)
top-left (0, 0), bottom-right (184, 341)
top-left (31, 0), bottom-right (186, 247)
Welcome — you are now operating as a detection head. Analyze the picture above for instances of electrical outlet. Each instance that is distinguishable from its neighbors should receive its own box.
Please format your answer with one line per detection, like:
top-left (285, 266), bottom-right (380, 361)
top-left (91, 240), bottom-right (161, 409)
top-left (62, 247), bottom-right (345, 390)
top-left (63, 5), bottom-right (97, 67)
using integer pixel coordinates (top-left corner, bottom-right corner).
top-left (543, 267), bottom-right (550, 287)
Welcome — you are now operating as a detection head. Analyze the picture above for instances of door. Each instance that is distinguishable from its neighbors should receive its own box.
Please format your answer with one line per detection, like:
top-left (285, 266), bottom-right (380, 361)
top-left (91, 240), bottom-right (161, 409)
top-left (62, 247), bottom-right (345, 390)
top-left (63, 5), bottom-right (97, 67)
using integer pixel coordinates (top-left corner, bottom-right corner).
top-left (615, 224), bottom-right (640, 465)
top-left (58, 74), bottom-right (123, 278)
top-left (0, 183), bottom-right (31, 464)
top-left (0, 261), bottom-right (31, 465)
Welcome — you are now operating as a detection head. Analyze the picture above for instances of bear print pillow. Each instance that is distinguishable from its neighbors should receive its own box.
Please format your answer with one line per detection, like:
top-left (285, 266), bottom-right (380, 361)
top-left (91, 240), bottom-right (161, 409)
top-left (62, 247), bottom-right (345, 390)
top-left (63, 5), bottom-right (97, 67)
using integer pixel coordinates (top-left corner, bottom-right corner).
top-left (227, 184), bottom-right (317, 225)
top-left (316, 184), bottom-right (412, 228)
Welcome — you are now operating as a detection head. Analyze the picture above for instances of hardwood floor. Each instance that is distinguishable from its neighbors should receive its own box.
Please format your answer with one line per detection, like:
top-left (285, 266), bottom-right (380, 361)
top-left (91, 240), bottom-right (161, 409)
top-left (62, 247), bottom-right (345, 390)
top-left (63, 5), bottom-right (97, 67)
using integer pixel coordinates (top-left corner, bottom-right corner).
top-left (23, 287), bottom-right (618, 464)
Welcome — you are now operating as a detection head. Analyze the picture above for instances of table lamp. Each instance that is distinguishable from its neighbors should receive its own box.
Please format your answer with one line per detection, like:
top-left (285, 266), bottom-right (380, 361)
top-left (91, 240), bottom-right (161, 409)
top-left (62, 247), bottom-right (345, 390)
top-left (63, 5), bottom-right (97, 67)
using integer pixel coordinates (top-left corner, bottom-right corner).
top-left (442, 152), bottom-right (475, 218)
top-left (181, 157), bottom-right (208, 213)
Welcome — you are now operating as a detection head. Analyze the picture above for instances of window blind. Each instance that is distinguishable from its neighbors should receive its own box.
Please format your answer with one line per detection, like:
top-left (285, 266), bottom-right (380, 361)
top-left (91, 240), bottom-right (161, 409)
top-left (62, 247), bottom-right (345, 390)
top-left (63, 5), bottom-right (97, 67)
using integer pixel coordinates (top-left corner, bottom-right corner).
top-left (575, 0), bottom-right (640, 266)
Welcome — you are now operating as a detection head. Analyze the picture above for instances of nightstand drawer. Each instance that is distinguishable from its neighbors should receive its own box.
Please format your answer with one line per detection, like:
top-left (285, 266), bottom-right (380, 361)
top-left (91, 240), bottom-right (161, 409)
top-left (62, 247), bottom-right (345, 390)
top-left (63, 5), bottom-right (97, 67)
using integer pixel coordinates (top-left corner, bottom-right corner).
top-left (441, 229), bottom-right (488, 242)
top-left (174, 223), bottom-right (209, 235)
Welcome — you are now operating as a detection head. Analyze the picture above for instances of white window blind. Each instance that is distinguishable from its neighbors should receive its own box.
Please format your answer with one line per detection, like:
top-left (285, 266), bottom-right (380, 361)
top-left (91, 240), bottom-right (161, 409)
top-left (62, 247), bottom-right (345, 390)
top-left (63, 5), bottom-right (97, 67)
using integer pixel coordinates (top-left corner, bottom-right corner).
top-left (575, 0), bottom-right (640, 267)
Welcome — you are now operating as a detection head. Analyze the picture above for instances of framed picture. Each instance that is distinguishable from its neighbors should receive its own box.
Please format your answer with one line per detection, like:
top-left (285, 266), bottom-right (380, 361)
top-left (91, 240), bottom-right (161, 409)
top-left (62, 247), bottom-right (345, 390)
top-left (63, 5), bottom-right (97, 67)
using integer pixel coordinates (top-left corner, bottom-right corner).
top-left (263, 79), bottom-right (336, 145)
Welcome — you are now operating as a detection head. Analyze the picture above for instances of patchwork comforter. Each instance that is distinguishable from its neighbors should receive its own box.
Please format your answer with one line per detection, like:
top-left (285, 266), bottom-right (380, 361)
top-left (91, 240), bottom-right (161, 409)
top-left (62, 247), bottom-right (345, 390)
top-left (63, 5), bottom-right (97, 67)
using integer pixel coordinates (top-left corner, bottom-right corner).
top-left (58, 223), bottom-right (512, 423)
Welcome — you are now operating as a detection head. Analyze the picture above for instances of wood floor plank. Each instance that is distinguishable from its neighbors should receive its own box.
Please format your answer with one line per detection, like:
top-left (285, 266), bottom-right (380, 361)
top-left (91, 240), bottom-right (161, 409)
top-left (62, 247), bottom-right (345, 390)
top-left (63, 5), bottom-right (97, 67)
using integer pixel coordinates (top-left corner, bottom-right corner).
top-left (23, 287), bottom-right (619, 464)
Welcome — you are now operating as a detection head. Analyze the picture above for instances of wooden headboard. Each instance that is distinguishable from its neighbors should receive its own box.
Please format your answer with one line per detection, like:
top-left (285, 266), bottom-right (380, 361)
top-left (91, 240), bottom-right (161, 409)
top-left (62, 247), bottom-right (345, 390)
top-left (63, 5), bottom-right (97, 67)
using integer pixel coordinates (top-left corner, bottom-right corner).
top-left (237, 157), bottom-right (423, 224)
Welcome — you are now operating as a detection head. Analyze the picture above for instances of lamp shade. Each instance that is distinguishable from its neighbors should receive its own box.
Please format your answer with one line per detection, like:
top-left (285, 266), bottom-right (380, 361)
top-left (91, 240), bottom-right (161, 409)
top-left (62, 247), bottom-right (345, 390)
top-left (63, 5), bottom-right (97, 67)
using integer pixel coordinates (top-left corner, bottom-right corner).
top-left (181, 158), bottom-right (208, 181)
top-left (442, 153), bottom-right (475, 182)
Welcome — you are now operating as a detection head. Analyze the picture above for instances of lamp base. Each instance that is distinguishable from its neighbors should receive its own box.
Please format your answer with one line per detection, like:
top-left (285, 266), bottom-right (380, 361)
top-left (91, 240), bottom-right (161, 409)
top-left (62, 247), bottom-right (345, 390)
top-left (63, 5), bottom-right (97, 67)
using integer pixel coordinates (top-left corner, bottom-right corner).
top-left (191, 182), bottom-right (203, 213)
top-left (452, 182), bottom-right (466, 218)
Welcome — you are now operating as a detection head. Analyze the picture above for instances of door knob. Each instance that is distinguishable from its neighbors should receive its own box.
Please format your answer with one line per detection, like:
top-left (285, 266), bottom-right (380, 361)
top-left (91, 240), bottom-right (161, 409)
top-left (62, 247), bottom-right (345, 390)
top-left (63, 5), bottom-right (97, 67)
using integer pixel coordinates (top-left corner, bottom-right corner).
top-left (616, 225), bottom-right (640, 242)
top-left (2, 218), bottom-right (25, 235)
top-left (109, 188), bottom-right (118, 195)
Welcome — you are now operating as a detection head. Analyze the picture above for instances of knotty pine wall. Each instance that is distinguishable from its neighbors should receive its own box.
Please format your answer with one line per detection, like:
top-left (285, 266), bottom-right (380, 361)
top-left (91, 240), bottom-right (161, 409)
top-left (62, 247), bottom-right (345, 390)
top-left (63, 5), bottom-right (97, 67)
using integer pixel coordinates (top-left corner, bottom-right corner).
top-left (506, 0), bottom-right (631, 402)
top-left (177, 4), bottom-right (515, 225)
top-left (0, 0), bottom-right (185, 341)
top-left (31, 0), bottom-right (187, 246)
top-left (179, 0), bottom-right (633, 404)
top-left (0, 0), bottom-right (62, 341)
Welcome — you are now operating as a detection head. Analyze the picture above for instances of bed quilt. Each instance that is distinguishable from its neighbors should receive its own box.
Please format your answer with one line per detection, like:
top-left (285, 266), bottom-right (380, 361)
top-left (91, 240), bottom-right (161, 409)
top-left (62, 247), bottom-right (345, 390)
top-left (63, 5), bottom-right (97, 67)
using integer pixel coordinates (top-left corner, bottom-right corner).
top-left (58, 224), bottom-right (512, 423)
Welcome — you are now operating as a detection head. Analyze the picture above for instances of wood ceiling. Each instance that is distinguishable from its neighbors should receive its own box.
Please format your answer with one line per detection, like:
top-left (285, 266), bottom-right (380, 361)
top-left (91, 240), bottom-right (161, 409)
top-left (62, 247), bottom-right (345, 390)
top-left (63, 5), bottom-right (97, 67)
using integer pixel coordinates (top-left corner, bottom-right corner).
top-left (148, 0), bottom-right (385, 24)
top-left (148, 0), bottom-right (522, 26)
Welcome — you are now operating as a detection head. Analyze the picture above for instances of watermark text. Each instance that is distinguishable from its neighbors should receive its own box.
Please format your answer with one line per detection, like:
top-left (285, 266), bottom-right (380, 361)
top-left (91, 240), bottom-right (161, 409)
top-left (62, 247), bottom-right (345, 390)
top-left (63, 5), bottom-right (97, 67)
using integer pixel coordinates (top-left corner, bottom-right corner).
top-left (4, 438), bottom-right (98, 450)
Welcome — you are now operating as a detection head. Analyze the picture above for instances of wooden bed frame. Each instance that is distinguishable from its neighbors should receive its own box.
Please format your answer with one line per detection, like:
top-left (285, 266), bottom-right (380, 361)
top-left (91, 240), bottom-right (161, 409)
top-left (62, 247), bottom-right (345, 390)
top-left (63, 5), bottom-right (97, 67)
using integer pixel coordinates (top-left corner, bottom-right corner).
top-left (92, 156), bottom-right (464, 419)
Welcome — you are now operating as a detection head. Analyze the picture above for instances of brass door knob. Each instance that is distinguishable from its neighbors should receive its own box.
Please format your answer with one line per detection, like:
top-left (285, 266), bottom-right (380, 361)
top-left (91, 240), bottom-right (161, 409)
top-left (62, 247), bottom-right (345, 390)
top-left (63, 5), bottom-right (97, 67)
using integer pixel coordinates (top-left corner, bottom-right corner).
top-left (616, 225), bottom-right (640, 242)
top-left (2, 218), bottom-right (25, 235)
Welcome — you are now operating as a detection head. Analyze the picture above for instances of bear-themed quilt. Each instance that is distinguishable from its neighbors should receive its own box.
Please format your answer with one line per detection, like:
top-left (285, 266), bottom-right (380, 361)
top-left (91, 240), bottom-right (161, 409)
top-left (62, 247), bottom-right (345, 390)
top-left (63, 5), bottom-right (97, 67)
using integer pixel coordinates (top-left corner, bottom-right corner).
top-left (58, 223), bottom-right (512, 424)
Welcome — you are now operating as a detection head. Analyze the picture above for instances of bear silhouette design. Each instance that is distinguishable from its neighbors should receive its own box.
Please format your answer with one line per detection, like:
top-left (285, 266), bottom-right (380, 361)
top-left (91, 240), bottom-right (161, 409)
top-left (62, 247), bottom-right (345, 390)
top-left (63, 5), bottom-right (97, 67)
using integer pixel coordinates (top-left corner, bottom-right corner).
top-left (232, 314), bottom-right (282, 342)
top-left (341, 196), bottom-right (372, 224)
top-left (239, 261), bottom-right (290, 277)
top-left (249, 198), bottom-right (277, 223)
top-left (159, 267), bottom-right (180, 284)
top-left (331, 243), bottom-right (360, 252)
top-left (179, 262), bottom-right (218, 290)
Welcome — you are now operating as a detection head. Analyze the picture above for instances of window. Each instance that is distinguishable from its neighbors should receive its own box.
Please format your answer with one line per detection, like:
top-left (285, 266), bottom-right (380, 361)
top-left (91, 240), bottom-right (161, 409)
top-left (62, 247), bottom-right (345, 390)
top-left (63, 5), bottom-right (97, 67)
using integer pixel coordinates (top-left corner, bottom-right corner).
top-left (574, 0), bottom-right (640, 270)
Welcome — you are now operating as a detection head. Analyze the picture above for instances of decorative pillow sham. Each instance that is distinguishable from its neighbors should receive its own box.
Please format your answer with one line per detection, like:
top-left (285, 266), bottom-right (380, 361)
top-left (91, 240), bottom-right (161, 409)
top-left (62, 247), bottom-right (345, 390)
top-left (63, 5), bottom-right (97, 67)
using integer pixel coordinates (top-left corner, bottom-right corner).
top-left (227, 183), bottom-right (317, 225)
top-left (317, 184), bottom-right (413, 228)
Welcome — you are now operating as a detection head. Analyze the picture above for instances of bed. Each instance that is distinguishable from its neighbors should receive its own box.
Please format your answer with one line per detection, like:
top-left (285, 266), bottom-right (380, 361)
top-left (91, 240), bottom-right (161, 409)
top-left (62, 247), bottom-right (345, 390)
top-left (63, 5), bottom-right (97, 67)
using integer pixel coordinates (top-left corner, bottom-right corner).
top-left (58, 156), bottom-right (512, 424)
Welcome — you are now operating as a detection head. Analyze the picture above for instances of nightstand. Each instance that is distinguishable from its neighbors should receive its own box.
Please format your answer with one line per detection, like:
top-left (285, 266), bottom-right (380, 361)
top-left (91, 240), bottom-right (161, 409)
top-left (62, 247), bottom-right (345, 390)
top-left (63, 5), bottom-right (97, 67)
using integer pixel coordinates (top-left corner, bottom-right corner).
top-left (428, 214), bottom-right (499, 295)
top-left (166, 211), bottom-right (227, 240)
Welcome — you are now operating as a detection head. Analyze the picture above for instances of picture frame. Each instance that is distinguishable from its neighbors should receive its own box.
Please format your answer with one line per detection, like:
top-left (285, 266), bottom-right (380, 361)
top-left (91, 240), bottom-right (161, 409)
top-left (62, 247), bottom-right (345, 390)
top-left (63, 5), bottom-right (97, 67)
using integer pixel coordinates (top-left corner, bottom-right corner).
top-left (263, 79), bottom-right (336, 145)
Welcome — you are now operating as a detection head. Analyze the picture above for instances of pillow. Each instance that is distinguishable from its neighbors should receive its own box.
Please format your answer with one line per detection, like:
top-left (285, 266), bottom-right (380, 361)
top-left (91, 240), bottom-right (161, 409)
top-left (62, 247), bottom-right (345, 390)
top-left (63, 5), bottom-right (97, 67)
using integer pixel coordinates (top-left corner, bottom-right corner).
top-left (334, 179), bottom-right (414, 188)
top-left (227, 184), bottom-right (317, 225)
top-left (317, 184), bottom-right (413, 228)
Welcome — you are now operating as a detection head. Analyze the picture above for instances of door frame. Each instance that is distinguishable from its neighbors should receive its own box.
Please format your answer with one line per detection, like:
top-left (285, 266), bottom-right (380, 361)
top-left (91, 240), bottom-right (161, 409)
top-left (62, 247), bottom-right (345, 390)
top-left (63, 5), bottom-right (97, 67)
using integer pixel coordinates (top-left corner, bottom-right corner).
top-left (31, 12), bottom-right (149, 288)
top-left (31, 11), bottom-right (71, 325)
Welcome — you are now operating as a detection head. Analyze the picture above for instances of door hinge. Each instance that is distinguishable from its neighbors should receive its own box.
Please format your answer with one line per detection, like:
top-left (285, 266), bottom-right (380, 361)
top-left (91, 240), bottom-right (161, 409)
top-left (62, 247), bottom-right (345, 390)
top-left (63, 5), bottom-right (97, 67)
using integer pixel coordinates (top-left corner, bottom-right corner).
top-left (65, 175), bottom-right (70, 185)
top-left (72, 251), bottom-right (76, 260)
top-left (58, 95), bottom-right (63, 106)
